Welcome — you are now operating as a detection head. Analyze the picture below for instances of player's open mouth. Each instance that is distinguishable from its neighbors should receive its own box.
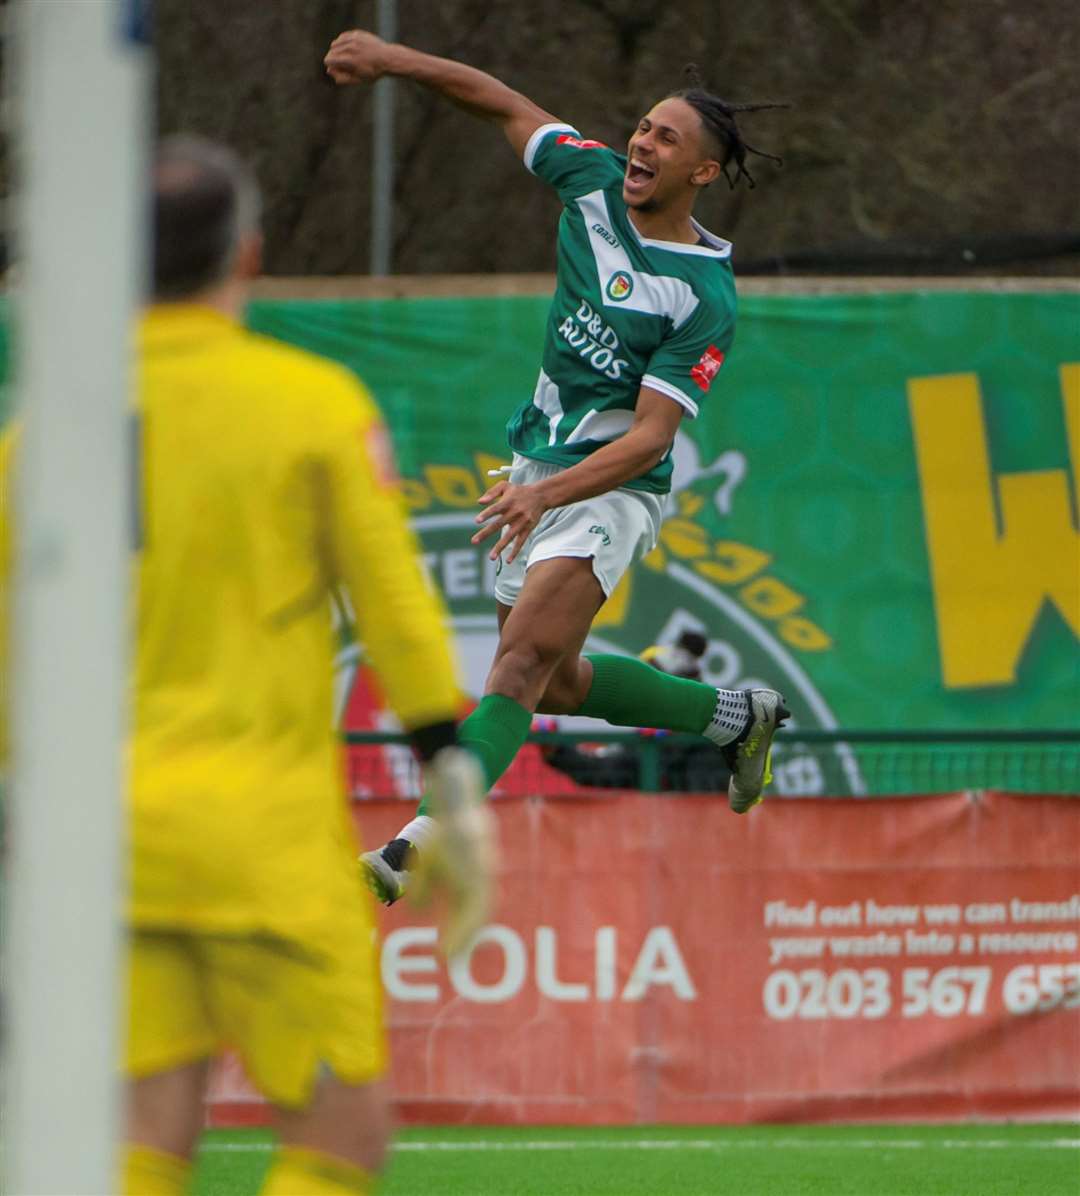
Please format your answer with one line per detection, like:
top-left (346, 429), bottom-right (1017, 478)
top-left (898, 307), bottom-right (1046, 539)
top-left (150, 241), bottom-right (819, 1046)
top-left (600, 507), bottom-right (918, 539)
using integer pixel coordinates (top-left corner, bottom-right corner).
top-left (624, 157), bottom-right (657, 194)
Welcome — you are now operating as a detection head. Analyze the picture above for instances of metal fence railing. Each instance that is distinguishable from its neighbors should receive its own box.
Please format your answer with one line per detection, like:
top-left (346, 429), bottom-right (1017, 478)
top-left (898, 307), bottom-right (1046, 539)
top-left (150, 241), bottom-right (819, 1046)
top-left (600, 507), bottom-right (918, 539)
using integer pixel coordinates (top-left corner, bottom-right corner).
top-left (343, 729), bottom-right (1080, 799)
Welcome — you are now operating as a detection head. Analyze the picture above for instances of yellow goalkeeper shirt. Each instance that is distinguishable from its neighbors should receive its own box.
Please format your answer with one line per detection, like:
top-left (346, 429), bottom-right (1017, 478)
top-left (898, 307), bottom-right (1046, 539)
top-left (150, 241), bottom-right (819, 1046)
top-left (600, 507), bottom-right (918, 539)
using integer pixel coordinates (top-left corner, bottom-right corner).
top-left (3, 304), bottom-right (462, 942)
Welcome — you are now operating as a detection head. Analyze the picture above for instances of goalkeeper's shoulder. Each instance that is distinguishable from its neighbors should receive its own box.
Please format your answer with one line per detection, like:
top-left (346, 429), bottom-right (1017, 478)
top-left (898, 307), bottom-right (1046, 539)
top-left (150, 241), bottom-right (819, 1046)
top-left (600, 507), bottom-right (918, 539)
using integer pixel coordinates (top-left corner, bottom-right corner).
top-left (231, 326), bottom-right (379, 422)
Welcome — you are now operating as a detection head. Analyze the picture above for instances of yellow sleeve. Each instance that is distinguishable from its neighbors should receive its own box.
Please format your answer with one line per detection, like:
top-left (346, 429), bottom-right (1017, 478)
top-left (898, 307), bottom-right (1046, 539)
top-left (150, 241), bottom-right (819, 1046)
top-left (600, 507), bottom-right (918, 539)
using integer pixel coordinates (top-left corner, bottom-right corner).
top-left (319, 375), bottom-right (463, 731)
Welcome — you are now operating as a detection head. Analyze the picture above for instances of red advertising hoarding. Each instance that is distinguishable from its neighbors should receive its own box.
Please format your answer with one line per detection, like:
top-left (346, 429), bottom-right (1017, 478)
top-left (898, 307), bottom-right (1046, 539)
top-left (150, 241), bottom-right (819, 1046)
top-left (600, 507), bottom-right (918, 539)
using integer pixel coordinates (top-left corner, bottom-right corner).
top-left (209, 791), bottom-right (1080, 1125)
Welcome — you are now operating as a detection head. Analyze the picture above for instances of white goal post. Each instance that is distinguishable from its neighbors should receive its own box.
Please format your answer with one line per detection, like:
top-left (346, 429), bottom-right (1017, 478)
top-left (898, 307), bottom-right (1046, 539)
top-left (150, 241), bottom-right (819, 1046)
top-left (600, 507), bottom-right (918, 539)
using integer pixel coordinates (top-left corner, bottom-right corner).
top-left (4, 2), bottom-right (149, 1192)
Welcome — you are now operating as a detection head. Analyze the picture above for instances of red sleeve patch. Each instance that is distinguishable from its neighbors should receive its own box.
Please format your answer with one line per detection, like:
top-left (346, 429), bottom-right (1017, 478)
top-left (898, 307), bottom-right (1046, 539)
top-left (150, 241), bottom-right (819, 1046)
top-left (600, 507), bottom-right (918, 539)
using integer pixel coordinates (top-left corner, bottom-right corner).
top-left (690, 345), bottom-right (726, 392)
top-left (556, 134), bottom-right (609, 150)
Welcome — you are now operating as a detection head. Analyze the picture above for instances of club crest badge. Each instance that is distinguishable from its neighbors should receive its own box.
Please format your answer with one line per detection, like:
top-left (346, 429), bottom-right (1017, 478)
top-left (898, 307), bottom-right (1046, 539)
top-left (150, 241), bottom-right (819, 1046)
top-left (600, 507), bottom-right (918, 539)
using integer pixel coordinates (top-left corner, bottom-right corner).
top-left (606, 271), bottom-right (634, 302)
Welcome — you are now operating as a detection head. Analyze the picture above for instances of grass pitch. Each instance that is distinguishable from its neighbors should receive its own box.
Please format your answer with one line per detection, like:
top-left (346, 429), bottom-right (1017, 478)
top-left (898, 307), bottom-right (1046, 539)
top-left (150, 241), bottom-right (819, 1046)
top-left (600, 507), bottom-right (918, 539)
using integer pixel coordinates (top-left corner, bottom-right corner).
top-left (193, 1122), bottom-right (1080, 1195)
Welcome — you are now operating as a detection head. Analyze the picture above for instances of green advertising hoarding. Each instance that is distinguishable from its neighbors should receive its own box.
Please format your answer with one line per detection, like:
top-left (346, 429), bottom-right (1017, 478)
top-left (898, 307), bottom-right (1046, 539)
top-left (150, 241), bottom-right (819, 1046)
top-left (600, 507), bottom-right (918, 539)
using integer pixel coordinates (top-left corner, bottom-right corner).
top-left (2, 291), bottom-right (1078, 793)
top-left (246, 291), bottom-right (1079, 794)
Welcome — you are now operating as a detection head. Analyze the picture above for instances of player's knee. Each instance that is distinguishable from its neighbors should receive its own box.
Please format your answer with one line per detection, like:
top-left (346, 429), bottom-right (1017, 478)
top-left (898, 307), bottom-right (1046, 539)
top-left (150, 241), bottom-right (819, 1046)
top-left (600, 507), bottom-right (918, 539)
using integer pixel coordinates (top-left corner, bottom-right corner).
top-left (492, 637), bottom-right (562, 693)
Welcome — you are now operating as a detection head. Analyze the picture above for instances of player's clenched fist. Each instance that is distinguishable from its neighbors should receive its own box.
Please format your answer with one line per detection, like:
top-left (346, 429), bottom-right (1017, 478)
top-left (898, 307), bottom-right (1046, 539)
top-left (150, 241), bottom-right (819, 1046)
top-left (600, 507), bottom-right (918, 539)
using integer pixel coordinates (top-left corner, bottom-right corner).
top-left (324, 30), bottom-right (392, 85)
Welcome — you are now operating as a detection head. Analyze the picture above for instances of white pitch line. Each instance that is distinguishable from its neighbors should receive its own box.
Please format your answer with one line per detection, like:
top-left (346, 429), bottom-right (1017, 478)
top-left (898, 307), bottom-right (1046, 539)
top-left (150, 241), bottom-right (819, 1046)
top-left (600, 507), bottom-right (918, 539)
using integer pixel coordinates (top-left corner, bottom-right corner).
top-left (200, 1136), bottom-right (1080, 1154)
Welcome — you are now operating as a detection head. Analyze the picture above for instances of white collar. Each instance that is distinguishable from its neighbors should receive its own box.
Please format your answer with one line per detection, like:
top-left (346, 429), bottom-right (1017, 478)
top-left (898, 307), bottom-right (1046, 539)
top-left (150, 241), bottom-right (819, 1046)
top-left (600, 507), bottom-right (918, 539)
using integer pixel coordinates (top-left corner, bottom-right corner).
top-left (628, 213), bottom-right (733, 259)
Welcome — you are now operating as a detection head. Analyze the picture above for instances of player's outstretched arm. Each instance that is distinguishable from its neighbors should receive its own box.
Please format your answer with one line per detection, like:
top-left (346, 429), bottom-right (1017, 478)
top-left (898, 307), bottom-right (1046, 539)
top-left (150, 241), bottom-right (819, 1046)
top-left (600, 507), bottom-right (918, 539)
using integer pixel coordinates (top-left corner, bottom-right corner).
top-left (324, 29), bottom-right (559, 159)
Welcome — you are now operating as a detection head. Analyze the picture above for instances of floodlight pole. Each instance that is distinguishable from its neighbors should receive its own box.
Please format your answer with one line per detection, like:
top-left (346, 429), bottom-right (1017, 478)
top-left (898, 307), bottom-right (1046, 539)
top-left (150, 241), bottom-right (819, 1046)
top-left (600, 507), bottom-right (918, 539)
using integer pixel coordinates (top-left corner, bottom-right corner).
top-left (370, 0), bottom-right (397, 276)
top-left (4, 3), bottom-right (149, 1193)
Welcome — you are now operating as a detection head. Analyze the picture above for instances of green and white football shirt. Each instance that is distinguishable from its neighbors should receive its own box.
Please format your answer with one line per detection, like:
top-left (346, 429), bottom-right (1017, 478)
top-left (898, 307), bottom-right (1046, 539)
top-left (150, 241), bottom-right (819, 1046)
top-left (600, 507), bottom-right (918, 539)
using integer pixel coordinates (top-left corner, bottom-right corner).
top-left (507, 123), bottom-right (738, 494)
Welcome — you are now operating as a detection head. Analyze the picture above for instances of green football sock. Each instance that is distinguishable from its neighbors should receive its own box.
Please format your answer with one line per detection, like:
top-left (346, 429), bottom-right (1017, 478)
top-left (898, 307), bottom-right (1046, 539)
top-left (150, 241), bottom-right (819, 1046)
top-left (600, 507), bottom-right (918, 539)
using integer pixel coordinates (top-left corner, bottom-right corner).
top-left (575, 653), bottom-right (716, 732)
top-left (416, 693), bottom-right (532, 815)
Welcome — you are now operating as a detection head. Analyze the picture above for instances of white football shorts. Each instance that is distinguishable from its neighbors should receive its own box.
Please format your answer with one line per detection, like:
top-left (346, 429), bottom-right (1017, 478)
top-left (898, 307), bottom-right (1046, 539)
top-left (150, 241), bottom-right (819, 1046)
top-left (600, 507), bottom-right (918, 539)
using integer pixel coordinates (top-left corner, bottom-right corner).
top-left (492, 453), bottom-right (664, 606)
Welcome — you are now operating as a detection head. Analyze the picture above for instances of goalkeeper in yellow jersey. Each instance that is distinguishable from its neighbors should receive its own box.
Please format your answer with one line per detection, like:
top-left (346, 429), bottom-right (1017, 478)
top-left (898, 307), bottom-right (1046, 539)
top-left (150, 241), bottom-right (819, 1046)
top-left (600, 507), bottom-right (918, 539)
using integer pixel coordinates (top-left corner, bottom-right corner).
top-left (1, 137), bottom-right (492, 1196)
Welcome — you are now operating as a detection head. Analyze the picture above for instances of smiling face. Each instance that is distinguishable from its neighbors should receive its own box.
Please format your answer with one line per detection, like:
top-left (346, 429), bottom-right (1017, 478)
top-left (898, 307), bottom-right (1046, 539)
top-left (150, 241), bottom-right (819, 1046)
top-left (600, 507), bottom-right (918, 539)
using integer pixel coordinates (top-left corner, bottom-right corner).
top-left (623, 97), bottom-right (723, 213)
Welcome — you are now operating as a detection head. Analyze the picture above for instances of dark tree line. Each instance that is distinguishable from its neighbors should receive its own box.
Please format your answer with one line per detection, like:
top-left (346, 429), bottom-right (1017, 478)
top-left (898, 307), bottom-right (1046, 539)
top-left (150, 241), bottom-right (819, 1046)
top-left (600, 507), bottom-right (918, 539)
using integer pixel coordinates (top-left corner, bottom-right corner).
top-left (3, 0), bottom-right (1079, 276)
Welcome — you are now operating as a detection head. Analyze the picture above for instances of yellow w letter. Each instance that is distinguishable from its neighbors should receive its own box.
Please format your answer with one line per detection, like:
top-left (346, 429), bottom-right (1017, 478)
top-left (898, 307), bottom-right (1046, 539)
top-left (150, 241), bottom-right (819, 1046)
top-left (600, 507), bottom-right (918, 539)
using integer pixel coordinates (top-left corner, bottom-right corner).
top-left (908, 366), bottom-right (1080, 688)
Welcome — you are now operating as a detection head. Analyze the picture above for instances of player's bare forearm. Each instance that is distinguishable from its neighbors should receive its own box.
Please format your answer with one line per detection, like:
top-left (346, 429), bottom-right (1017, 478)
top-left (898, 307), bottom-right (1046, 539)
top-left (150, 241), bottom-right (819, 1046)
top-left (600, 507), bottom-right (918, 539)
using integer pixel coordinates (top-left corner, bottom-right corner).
top-left (472, 391), bottom-right (682, 563)
top-left (470, 433), bottom-right (661, 563)
top-left (536, 428), bottom-right (669, 507)
top-left (535, 386), bottom-right (684, 507)
top-left (384, 43), bottom-right (553, 134)
top-left (324, 31), bottom-right (557, 157)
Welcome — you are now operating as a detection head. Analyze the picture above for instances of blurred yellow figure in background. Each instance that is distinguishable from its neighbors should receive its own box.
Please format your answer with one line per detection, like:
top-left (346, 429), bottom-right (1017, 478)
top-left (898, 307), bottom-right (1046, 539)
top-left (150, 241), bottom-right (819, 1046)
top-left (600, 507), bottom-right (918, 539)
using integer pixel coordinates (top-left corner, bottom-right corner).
top-left (2, 135), bottom-right (493, 1196)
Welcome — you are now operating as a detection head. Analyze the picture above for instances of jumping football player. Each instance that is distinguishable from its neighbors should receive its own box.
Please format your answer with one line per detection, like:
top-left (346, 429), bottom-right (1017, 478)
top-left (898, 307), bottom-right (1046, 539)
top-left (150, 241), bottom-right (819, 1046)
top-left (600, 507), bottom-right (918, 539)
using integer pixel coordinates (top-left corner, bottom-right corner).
top-left (324, 31), bottom-right (790, 903)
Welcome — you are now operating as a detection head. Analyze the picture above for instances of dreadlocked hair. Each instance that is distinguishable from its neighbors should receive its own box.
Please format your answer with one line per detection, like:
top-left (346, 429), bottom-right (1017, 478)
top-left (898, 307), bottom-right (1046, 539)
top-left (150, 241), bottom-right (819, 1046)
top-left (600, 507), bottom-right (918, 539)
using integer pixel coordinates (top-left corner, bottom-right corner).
top-left (670, 64), bottom-right (788, 189)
